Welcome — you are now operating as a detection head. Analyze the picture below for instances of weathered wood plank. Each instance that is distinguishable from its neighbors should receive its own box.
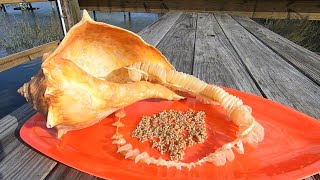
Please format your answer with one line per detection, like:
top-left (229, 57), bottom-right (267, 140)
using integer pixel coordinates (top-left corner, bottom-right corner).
top-left (306, 174), bottom-right (320, 180)
top-left (233, 16), bottom-right (320, 85)
top-left (215, 13), bottom-right (320, 119)
top-left (305, 174), bottom-right (320, 180)
top-left (46, 164), bottom-right (103, 180)
top-left (0, 103), bottom-right (57, 180)
top-left (193, 13), bottom-right (262, 96)
top-left (59, 0), bottom-right (81, 32)
top-left (138, 11), bottom-right (182, 46)
top-left (0, 0), bottom-right (47, 4)
top-left (156, 12), bottom-right (197, 74)
top-left (0, 103), bottom-right (33, 139)
top-left (78, 0), bottom-right (320, 20)
top-left (0, 41), bottom-right (60, 72)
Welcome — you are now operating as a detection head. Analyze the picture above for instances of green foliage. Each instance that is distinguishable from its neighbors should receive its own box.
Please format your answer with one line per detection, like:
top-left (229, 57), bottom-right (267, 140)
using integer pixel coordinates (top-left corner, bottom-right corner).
top-left (0, 11), bottom-right (63, 55)
top-left (254, 18), bottom-right (320, 53)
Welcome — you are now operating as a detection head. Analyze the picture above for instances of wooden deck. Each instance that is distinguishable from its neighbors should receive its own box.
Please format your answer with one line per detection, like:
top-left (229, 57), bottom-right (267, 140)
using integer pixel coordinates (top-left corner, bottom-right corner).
top-left (0, 12), bottom-right (319, 179)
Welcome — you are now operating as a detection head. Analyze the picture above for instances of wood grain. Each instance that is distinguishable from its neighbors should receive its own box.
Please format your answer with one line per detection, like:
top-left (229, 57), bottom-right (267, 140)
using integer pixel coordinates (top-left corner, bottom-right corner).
top-left (156, 12), bottom-right (197, 74)
top-left (0, 41), bottom-right (60, 72)
top-left (215, 13), bottom-right (320, 119)
top-left (233, 16), bottom-right (320, 85)
top-left (305, 174), bottom-right (320, 180)
top-left (193, 13), bottom-right (262, 96)
top-left (46, 164), bottom-right (103, 180)
top-left (0, 103), bottom-right (33, 139)
top-left (0, 103), bottom-right (57, 180)
top-left (138, 11), bottom-right (182, 46)
top-left (59, 0), bottom-right (81, 32)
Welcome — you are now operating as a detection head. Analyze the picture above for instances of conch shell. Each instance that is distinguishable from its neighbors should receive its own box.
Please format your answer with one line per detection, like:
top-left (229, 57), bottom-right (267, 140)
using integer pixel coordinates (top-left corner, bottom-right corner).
top-left (18, 10), bottom-right (182, 138)
top-left (18, 10), bottom-right (264, 149)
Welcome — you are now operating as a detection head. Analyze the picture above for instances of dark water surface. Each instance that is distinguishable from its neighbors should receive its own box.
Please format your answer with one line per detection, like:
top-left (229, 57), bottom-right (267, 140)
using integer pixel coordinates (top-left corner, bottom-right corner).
top-left (0, 2), bottom-right (161, 118)
top-left (0, 59), bottom-right (42, 117)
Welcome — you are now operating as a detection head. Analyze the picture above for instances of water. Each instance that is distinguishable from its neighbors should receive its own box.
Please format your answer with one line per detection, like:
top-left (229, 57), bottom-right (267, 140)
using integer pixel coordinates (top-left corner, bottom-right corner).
top-left (0, 2), bottom-right (162, 118)
top-left (88, 11), bottom-right (161, 33)
top-left (0, 59), bottom-right (42, 117)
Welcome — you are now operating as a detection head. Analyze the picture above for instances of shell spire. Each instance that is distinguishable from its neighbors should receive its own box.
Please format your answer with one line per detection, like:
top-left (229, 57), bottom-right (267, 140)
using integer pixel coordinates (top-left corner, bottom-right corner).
top-left (82, 9), bottom-right (93, 22)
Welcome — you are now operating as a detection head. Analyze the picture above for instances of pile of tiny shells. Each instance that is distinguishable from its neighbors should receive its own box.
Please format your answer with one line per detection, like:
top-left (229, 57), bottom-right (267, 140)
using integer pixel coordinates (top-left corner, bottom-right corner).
top-left (132, 109), bottom-right (207, 161)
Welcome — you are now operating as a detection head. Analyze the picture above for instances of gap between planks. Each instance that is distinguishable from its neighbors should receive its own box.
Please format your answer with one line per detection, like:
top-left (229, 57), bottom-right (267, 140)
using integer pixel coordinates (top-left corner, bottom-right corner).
top-left (193, 13), bottom-right (263, 96)
top-left (156, 12), bottom-right (197, 74)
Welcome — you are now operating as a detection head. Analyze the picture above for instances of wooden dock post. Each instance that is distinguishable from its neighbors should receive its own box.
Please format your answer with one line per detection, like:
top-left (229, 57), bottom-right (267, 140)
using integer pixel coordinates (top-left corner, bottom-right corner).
top-left (58, 0), bottom-right (81, 32)
top-left (93, 10), bottom-right (97, 20)
top-left (1, 4), bottom-right (6, 12)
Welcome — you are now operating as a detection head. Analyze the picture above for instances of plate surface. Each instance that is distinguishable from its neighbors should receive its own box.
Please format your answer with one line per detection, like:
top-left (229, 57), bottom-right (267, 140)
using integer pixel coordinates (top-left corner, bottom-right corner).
top-left (20, 88), bottom-right (320, 179)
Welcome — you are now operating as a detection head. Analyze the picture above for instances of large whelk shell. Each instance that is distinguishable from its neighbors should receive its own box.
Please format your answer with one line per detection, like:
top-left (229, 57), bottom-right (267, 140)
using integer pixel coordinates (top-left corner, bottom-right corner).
top-left (18, 10), bottom-right (182, 138)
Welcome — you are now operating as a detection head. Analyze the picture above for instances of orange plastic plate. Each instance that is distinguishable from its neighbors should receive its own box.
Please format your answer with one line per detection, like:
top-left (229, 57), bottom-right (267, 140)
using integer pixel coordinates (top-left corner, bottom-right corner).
top-left (20, 88), bottom-right (320, 179)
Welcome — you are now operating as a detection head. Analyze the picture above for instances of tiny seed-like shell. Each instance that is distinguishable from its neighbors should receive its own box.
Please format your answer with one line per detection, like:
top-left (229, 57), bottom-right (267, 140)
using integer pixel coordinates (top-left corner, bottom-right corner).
top-left (135, 152), bottom-right (149, 163)
top-left (112, 138), bottom-right (126, 145)
top-left (125, 148), bottom-right (140, 159)
top-left (117, 144), bottom-right (132, 153)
